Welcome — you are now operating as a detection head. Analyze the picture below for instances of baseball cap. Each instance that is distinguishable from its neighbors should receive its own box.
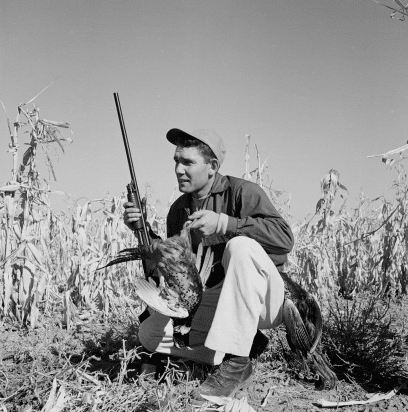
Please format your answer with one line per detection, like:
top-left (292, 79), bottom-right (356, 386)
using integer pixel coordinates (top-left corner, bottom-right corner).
top-left (166, 128), bottom-right (226, 166)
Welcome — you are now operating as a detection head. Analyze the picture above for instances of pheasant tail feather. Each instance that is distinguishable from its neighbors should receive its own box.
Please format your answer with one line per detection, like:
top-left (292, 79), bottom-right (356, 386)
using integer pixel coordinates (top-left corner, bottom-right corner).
top-left (98, 246), bottom-right (149, 270)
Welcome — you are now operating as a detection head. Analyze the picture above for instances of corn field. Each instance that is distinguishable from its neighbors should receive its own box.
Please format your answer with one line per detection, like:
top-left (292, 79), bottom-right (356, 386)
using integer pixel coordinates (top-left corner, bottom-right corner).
top-left (0, 100), bottom-right (407, 331)
top-left (289, 166), bottom-right (408, 301)
top-left (243, 134), bottom-right (408, 303)
top-left (0, 97), bottom-right (163, 330)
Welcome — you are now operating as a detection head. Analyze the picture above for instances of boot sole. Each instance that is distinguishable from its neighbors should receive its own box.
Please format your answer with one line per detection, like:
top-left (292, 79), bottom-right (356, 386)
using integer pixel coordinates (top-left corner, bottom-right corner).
top-left (229, 374), bottom-right (253, 397)
top-left (191, 374), bottom-right (254, 408)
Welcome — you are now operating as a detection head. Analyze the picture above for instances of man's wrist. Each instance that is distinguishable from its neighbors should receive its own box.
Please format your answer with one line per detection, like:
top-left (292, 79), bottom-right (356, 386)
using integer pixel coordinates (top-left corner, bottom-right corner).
top-left (215, 213), bottom-right (238, 238)
top-left (226, 216), bottom-right (238, 237)
top-left (216, 213), bottom-right (229, 235)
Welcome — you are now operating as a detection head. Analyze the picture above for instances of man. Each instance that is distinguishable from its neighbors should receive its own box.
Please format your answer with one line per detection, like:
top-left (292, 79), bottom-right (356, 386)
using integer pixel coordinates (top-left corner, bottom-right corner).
top-left (123, 128), bottom-right (294, 398)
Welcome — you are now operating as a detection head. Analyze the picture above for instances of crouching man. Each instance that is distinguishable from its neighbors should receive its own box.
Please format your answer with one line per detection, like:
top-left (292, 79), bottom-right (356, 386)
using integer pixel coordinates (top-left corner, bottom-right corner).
top-left (123, 128), bottom-right (294, 399)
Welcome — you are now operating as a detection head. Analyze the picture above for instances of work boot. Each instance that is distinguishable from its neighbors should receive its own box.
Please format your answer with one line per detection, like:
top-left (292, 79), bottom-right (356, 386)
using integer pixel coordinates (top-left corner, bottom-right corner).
top-left (194, 355), bottom-right (253, 400)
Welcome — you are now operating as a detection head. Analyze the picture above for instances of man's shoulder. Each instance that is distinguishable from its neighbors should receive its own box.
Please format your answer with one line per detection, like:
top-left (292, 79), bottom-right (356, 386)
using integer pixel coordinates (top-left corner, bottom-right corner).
top-left (215, 173), bottom-right (246, 189)
top-left (168, 193), bottom-right (189, 212)
top-left (225, 174), bottom-right (264, 193)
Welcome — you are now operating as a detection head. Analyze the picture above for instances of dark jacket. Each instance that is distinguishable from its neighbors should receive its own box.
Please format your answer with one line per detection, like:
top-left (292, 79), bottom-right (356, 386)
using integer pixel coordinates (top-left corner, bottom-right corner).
top-left (166, 173), bottom-right (294, 287)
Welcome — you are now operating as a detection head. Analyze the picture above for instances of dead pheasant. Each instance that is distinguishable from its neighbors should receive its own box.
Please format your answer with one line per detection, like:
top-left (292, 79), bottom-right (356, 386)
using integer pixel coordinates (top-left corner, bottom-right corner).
top-left (281, 272), bottom-right (337, 389)
top-left (100, 223), bottom-right (213, 349)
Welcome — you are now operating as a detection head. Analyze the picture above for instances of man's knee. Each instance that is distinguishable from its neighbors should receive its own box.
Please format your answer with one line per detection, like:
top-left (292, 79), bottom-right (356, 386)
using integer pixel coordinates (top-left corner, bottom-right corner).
top-left (222, 236), bottom-right (263, 265)
top-left (138, 312), bottom-right (174, 352)
top-left (225, 235), bottom-right (260, 253)
top-left (138, 319), bottom-right (154, 351)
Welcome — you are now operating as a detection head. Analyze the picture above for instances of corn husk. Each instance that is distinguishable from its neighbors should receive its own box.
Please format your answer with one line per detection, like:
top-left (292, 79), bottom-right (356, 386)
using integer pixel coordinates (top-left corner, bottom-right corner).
top-left (316, 385), bottom-right (401, 408)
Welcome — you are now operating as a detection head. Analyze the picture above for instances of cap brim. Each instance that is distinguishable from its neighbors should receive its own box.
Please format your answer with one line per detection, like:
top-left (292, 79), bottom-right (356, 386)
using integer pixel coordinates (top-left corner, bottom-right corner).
top-left (166, 128), bottom-right (196, 145)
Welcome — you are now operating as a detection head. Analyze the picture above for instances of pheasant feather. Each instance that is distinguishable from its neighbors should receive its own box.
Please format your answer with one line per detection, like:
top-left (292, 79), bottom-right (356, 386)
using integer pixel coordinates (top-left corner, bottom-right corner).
top-left (281, 272), bottom-right (337, 389)
top-left (100, 223), bottom-right (207, 349)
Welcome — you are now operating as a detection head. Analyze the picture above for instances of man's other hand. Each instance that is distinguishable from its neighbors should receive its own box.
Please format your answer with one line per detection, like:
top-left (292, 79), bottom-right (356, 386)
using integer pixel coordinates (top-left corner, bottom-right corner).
top-left (188, 210), bottom-right (219, 237)
top-left (123, 197), bottom-right (147, 230)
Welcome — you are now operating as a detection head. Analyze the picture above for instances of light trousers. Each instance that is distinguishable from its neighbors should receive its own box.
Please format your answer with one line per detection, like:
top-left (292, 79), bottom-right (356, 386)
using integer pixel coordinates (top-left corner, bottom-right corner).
top-left (138, 236), bottom-right (284, 365)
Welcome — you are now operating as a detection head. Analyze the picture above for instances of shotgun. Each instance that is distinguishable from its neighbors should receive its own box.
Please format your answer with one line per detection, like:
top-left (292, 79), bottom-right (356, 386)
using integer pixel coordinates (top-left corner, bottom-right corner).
top-left (113, 93), bottom-right (150, 247)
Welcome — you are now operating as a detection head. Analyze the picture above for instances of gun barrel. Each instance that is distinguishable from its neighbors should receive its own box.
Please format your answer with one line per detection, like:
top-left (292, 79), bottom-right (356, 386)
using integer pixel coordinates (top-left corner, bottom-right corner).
top-left (113, 92), bottom-right (150, 246)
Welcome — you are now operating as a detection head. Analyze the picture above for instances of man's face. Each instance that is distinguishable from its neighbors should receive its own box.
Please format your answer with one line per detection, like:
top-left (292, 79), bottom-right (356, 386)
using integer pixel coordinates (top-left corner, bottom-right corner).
top-left (174, 146), bottom-right (213, 195)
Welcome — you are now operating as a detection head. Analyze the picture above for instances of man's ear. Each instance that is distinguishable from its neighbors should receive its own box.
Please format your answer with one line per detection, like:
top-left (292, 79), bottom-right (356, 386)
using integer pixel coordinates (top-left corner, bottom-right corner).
top-left (208, 158), bottom-right (219, 176)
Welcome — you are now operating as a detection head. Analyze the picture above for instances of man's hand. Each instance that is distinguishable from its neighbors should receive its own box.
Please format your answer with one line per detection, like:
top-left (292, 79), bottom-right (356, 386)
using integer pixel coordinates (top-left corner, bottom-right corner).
top-left (123, 197), bottom-right (147, 230)
top-left (188, 210), bottom-right (219, 237)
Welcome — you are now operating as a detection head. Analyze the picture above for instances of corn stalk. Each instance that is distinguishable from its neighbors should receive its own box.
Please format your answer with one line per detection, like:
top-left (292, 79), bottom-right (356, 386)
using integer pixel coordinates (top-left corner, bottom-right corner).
top-left (290, 165), bottom-right (408, 301)
top-left (0, 94), bottom-right (71, 326)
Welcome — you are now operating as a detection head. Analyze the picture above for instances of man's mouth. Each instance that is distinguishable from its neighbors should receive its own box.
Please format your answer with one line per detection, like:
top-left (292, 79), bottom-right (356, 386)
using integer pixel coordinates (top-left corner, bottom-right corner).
top-left (178, 179), bottom-right (189, 184)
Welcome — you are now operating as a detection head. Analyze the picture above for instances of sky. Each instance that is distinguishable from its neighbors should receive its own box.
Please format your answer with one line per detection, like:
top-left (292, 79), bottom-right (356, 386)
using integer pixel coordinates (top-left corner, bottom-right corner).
top-left (1, 0), bottom-right (407, 222)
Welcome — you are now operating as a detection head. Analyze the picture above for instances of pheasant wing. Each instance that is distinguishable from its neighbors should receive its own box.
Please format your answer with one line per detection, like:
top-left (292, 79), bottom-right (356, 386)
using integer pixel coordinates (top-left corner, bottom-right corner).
top-left (281, 272), bottom-right (323, 354)
top-left (135, 277), bottom-right (188, 318)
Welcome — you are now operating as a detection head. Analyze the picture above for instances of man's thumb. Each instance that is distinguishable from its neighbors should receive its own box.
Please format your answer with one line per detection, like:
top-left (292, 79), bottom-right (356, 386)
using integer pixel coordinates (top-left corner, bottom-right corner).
top-left (188, 210), bottom-right (204, 220)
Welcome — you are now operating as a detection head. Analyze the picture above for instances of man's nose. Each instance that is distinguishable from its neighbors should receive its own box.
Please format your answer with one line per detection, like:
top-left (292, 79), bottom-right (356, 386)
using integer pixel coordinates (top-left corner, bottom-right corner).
top-left (175, 163), bottom-right (185, 175)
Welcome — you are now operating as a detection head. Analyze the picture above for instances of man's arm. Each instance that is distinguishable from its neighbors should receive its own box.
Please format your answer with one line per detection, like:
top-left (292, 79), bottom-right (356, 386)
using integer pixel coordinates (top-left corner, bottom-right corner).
top-left (188, 181), bottom-right (293, 255)
top-left (123, 199), bottom-right (161, 279)
top-left (224, 181), bottom-right (294, 255)
top-left (123, 199), bottom-right (161, 241)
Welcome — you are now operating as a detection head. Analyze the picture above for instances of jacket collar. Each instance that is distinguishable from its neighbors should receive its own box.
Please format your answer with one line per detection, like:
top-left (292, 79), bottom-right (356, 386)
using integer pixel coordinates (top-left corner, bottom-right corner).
top-left (174, 173), bottom-right (230, 209)
top-left (211, 172), bottom-right (231, 193)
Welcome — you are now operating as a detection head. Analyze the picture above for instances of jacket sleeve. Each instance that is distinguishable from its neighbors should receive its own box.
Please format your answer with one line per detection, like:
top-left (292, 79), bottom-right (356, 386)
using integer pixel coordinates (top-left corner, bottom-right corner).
top-left (166, 208), bottom-right (175, 238)
top-left (225, 181), bottom-right (294, 255)
top-left (166, 199), bottom-right (188, 239)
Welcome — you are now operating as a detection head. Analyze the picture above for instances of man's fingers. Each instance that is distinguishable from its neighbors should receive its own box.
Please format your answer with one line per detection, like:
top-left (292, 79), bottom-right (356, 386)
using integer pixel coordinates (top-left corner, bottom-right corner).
top-left (125, 207), bottom-right (141, 214)
top-left (189, 219), bottom-right (204, 230)
top-left (188, 210), bottom-right (207, 220)
top-left (124, 201), bottom-right (145, 215)
top-left (124, 201), bottom-right (142, 225)
top-left (126, 213), bottom-right (142, 222)
top-left (123, 199), bottom-right (147, 229)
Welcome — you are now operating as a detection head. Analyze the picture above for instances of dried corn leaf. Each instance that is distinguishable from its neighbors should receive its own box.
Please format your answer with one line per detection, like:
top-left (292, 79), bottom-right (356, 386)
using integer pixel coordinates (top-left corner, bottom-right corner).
top-left (41, 378), bottom-right (66, 412)
top-left (18, 262), bottom-right (35, 309)
top-left (244, 134), bottom-right (251, 181)
top-left (49, 386), bottom-right (66, 412)
top-left (20, 147), bottom-right (34, 168)
top-left (316, 385), bottom-right (401, 408)
top-left (76, 370), bottom-right (102, 386)
top-left (367, 142), bottom-right (408, 165)
top-left (373, 0), bottom-right (408, 20)
top-left (0, 184), bottom-right (21, 192)
top-left (31, 268), bottom-right (48, 327)
top-left (3, 242), bottom-right (26, 264)
top-left (31, 209), bottom-right (43, 222)
top-left (81, 390), bottom-right (105, 406)
top-left (62, 290), bottom-right (76, 330)
top-left (4, 194), bottom-right (16, 228)
top-left (200, 395), bottom-right (256, 411)
top-left (24, 77), bottom-right (57, 105)
top-left (3, 262), bottom-right (13, 316)
top-left (42, 378), bottom-right (58, 412)
top-left (26, 242), bottom-right (49, 275)
top-left (41, 119), bottom-right (70, 128)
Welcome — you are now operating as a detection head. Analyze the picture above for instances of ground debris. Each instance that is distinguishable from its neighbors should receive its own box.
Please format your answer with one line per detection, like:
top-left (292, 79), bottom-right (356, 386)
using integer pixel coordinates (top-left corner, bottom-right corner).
top-left (0, 313), bottom-right (407, 412)
top-left (315, 385), bottom-right (402, 408)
